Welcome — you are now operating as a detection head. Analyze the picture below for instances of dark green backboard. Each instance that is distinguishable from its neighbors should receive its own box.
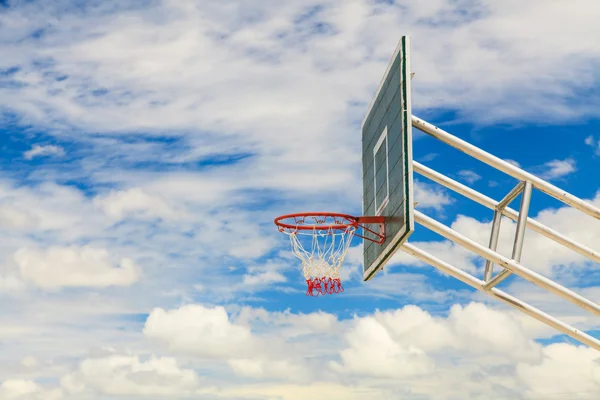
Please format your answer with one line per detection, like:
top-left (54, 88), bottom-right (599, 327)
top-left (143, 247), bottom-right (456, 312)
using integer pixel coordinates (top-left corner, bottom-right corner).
top-left (362, 36), bottom-right (414, 281)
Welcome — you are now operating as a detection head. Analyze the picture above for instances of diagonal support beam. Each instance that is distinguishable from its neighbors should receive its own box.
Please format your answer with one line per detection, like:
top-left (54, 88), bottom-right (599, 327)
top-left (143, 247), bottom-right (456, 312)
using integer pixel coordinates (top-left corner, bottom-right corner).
top-left (484, 269), bottom-right (512, 290)
top-left (497, 181), bottom-right (525, 211)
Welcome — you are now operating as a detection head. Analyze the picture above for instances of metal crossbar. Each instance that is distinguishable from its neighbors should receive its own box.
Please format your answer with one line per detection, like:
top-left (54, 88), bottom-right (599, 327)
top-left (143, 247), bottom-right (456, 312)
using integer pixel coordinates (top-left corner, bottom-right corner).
top-left (405, 115), bottom-right (600, 351)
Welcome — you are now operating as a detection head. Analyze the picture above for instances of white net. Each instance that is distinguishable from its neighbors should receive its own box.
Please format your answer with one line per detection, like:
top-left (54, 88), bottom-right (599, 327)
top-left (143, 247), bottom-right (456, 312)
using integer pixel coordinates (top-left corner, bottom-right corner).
top-left (286, 226), bottom-right (356, 296)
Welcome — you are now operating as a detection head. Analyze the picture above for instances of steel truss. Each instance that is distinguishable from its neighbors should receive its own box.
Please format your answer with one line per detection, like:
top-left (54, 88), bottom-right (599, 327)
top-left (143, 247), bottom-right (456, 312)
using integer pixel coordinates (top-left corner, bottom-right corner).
top-left (402, 116), bottom-right (600, 351)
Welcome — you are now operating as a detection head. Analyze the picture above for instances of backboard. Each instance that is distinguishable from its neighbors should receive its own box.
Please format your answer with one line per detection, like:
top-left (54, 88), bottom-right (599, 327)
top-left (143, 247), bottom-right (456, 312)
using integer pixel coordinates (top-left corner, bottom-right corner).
top-left (362, 36), bottom-right (414, 281)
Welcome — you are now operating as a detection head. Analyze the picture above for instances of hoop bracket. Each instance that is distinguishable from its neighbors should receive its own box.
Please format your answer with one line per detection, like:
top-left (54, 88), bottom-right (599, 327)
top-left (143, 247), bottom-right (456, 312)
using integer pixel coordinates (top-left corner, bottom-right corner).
top-left (357, 216), bottom-right (386, 245)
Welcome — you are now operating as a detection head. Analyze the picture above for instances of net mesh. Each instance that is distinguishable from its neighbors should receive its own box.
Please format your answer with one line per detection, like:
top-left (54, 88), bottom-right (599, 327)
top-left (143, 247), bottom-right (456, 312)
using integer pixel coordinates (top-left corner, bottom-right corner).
top-left (287, 226), bottom-right (356, 296)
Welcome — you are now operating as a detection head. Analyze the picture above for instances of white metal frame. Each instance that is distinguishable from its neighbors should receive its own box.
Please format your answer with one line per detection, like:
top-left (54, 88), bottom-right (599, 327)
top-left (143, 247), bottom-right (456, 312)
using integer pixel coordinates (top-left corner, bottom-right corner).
top-left (373, 127), bottom-right (390, 216)
top-left (402, 115), bottom-right (600, 351)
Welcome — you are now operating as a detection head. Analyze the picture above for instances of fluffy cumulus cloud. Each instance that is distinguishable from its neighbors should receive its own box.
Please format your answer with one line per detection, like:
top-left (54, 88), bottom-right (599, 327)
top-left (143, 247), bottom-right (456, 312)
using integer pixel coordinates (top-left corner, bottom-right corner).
top-left (143, 304), bottom-right (258, 359)
top-left (517, 344), bottom-right (600, 398)
top-left (332, 303), bottom-right (542, 380)
top-left (1, 302), bottom-right (599, 399)
top-left (138, 303), bottom-right (595, 399)
top-left (60, 354), bottom-right (205, 397)
top-left (14, 246), bottom-right (141, 289)
top-left (332, 315), bottom-right (436, 379)
top-left (0, 380), bottom-right (62, 400)
top-left (143, 304), bottom-right (315, 382)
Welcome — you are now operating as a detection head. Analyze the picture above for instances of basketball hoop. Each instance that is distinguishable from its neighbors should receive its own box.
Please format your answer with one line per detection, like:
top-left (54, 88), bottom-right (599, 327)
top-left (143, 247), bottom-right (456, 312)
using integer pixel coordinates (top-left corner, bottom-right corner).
top-left (274, 212), bottom-right (385, 296)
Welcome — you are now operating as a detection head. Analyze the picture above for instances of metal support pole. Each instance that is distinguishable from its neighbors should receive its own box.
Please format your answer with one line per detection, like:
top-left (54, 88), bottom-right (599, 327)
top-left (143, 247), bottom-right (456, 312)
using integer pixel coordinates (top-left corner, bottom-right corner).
top-left (486, 181), bottom-right (535, 289)
top-left (484, 181), bottom-right (526, 282)
top-left (413, 161), bottom-right (600, 265)
top-left (414, 210), bottom-right (600, 316)
top-left (412, 116), bottom-right (600, 220)
top-left (484, 210), bottom-right (502, 281)
top-left (512, 181), bottom-right (533, 262)
top-left (401, 243), bottom-right (600, 351)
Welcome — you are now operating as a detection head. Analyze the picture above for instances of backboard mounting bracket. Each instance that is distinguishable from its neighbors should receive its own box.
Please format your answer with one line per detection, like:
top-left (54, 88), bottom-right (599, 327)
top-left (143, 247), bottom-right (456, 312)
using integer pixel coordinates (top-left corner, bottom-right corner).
top-left (407, 115), bottom-right (600, 352)
top-left (356, 216), bottom-right (386, 245)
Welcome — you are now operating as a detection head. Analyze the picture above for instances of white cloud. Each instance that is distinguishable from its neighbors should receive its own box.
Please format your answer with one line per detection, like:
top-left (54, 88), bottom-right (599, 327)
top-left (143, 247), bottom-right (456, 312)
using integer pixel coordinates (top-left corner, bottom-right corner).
top-left (414, 180), bottom-right (454, 211)
top-left (517, 343), bottom-right (600, 398)
top-left (23, 145), bottom-right (65, 160)
top-left (2, 0), bottom-right (600, 144)
top-left (0, 380), bottom-right (62, 400)
top-left (93, 187), bottom-right (177, 221)
top-left (242, 269), bottom-right (287, 286)
top-left (419, 153), bottom-right (439, 162)
top-left (229, 236), bottom-right (277, 259)
top-left (60, 354), bottom-right (205, 397)
top-left (234, 306), bottom-right (339, 338)
top-left (220, 382), bottom-right (385, 400)
top-left (138, 303), bottom-right (546, 396)
top-left (4, 301), bottom-right (597, 400)
top-left (143, 304), bottom-right (258, 359)
top-left (390, 238), bottom-right (481, 274)
top-left (228, 358), bottom-right (309, 381)
top-left (0, 273), bottom-right (25, 292)
top-left (457, 169), bottom-right (481, 184)
top-left (331, 315), bottom-right (436, 378)
top-left (445, 303), bottom-right (542, 361)
top-left (584, 135), bottom-right (600, 155)
top-left (14, 246), bottom-right (141, 289)
top-left (0, 180), bottom-right (109, 237)
top-left (0, 205), bottom-right (39, 229)
top-left (539, 158), bottom-right (577, 180)
top-left (144, 306), bottom-right (317, 384)
top-left (332, 302), bottom-right (541, 380)
top-left (504, 159), bottom-right (521, 167)
top-left (19, 357), bottom-right (37, 369)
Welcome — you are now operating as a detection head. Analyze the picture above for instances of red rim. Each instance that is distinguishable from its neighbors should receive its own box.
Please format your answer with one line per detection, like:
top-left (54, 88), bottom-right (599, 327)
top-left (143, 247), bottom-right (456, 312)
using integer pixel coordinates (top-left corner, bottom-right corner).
top-left (274, 212), bottom-right (359, 233)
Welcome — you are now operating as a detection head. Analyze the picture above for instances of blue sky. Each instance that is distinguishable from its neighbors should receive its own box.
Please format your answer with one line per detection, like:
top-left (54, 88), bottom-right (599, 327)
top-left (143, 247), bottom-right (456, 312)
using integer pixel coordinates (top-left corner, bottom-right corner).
top-left (1, 0), bottom-right (600, 399)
